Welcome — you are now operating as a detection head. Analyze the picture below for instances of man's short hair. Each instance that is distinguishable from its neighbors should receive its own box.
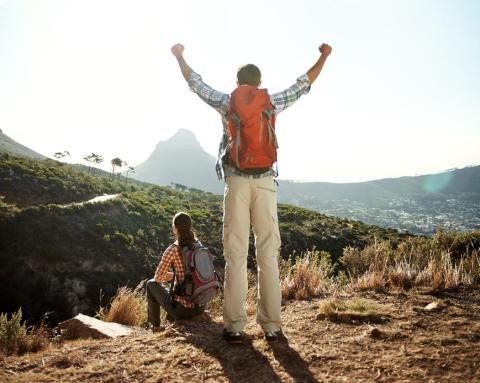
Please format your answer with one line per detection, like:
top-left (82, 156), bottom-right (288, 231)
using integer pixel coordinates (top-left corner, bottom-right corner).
top-left (237, 64), bottom-right (261, 86)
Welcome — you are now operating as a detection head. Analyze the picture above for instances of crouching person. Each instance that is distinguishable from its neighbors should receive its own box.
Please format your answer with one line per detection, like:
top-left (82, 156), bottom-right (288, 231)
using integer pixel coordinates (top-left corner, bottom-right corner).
top-left (146, 212), bottom-right (205, 332)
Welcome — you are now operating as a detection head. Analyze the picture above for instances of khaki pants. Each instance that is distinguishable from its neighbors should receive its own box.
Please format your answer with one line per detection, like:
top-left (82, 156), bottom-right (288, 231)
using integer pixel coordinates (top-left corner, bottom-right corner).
top-left (222, 175), bottom-right (282, 333)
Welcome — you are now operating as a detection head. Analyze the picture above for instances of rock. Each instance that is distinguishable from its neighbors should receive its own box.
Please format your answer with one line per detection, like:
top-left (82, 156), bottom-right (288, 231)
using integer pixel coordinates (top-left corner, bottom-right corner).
top-left (424, 302), bottom-right (441, 312)
top-left (58, 314), bottom-right (134, 339)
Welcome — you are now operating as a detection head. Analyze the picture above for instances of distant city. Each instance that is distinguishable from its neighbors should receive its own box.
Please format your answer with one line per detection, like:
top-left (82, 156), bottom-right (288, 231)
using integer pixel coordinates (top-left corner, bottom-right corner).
top-left (279, 196), bottom-right (480, 236)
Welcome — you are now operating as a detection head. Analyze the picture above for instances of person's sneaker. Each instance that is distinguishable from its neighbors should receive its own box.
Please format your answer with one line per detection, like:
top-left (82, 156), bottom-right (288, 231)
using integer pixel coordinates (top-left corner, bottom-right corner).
top-left (264, 330), bottom-right (285, 342)
top-left (152, 325), bottom-right (165, 333)
top-left (222, 329), bottom-right (243, 344)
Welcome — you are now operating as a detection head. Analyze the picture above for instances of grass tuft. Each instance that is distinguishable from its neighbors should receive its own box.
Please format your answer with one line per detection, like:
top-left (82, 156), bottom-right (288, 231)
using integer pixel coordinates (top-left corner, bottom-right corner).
top-left (281, 249), bottom-right (334, 300)
top-left (97, 282), bottom-right (148, 327)
top-left (318, 298), bottom-right (380, 323)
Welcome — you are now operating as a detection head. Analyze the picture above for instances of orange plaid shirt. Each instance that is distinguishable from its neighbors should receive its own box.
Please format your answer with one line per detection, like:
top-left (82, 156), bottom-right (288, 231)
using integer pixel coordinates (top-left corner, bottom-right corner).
top-left (154, 242), bottom-right (195, 308)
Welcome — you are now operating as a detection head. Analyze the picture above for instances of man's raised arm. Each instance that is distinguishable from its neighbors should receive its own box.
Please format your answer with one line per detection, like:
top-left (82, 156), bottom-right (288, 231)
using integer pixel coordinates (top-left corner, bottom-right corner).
top-left (171, 43), bottom-right (193, 82)
top-left (307, 43), bottom-right (332, 84)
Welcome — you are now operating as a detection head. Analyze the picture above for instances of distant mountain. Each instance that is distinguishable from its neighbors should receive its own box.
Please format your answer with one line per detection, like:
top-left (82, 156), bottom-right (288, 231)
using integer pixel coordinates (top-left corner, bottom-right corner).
top-left (0, 129), bottom-right (46, 159)
top-left (279, 166), bottom-right (480, 206)
top-left (131, 129), bottom-right (223, 194)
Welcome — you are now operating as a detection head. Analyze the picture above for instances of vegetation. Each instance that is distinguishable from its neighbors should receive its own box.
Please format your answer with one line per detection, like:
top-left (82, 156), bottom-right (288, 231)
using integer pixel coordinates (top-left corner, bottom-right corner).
top-left (0, 309), bottom-right (49, 356)
top-left (0, 153), bottom-right (137, 207)
top-left (340, 231), bottom-right (480, 292)
top-left (0, 154), bottom-right (478, 330)
top-left (97, 283), bottom-right (148, 327)
top-left (280, 249), bottom-right (334, 300)
top-left (317, 298), bottom-right (380, 323)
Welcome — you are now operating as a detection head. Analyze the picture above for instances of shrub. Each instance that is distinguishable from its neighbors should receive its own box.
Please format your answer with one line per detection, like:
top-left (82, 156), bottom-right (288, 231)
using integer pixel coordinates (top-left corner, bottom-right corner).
top-left (353, 271), bottom-right (386, 292)
top-left (0, 309), bottom-right (49, 356)
top-left (97, 282), bottom-right (147, 327)
top-left (388, 261), bottom-right (417, 290)
top-left (16, 325), bottom-right (49, 355)
top-left (0, 309), bottom-right (26, 355)
top-left (281, 249), bottom-right (334, 300)
top-left (340, 240), bottom-right (393, 277)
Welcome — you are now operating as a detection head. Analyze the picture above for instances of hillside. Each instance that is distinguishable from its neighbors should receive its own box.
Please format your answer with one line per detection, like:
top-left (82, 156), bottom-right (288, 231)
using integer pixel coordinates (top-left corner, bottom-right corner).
top-left (0, 154), bottom-right (139, 207)
top-left (1, 287), bottom-right (479, 382)
top-left (128, 129), bottom-right (479, 234)
top-left (0, 155), bottom-right (409, 323)
top-left (0, 129), bottom-right (46, 160)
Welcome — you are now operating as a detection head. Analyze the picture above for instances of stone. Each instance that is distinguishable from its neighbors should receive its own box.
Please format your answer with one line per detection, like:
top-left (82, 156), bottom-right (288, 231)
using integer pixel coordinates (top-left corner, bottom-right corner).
top-left (58, 313), bottom-right (134, 339)
top-left (424, 302), bottom-right (441, 312)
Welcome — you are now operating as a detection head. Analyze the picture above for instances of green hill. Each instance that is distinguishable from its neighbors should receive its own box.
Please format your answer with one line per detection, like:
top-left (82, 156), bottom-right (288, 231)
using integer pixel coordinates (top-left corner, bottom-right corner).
top-left (0, 155), bottom-right (409, 322)
top-left (0, 129), bottom-right (46, 160)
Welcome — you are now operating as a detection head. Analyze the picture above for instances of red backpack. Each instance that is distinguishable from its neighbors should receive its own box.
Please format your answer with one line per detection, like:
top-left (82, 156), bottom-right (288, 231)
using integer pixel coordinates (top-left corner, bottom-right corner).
top-left (227, 86), bottom-right (278, 170)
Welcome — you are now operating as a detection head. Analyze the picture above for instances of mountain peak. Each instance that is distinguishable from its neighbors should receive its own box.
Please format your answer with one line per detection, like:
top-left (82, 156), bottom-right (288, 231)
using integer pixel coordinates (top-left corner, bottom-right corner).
top-left (167, 129), bottom-right (198, 143)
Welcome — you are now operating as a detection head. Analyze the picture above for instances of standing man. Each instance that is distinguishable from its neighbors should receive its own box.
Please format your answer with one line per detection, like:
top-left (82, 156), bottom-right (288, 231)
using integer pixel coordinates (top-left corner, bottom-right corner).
top-left (171, 42), bottom-right (332, 343)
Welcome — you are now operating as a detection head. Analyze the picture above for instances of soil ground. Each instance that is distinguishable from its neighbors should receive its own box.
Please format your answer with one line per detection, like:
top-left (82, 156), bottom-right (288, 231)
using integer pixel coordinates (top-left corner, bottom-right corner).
top-left (1, 286), bottom-right (479, 382)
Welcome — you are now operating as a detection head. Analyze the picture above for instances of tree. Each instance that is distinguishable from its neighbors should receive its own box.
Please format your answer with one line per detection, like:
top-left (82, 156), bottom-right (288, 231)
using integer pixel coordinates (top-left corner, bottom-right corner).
top-left (53, 151), bottom-right (70, 160)
top-left (92, 154), bottom-right (104, 175)
top-left (83, 153), bottom-right (102, 174)
top-left (111, 157), bottom-right (123, 180)
top-left (83, 153), bottom-right (96, 174)
top-left (125, 166), bottom-right (135, 184)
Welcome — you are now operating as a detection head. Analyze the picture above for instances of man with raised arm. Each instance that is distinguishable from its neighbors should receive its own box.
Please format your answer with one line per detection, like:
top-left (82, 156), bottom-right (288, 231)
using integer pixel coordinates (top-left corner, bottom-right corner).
top-left (171, 43), bottom-right (332, 343)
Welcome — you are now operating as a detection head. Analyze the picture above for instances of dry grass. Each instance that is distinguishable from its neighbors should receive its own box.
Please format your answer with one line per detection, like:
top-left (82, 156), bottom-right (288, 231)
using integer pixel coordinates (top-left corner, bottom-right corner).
top-left (97, 282), bottom-right (148, 327)
top-left (16, 325), bottom-right (50, 356)
top-left (388, 261), bottom-right (417, 290)
top-left (342, 232), bottom-right (480, 293)
top-left (281, 249), bottom-right (334, 300)
top-left (353, 271), bottom-right (386, 292)
top-left (318, 297), bottom-right (380, 323)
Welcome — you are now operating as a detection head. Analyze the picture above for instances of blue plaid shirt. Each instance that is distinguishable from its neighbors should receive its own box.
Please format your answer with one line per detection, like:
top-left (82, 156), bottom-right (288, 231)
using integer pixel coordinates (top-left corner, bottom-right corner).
top-left (188, 71), bottom-right (311, 179)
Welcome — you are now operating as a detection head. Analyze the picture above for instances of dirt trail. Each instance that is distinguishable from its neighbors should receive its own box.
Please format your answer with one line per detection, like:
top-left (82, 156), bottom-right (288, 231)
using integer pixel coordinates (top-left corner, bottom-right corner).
top-left (1, 286), bottom-right (479, 382)
top-left (60, 194), bottom-right (119, 208)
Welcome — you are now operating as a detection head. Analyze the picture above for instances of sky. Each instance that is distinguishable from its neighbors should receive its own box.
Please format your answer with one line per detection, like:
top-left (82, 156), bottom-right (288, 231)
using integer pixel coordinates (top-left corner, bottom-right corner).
top-left (0, 0), bottom-right (479, 183)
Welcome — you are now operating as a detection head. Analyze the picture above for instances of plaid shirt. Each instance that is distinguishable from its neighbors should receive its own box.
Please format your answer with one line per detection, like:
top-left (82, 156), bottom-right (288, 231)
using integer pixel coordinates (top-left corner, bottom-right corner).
top-left (188, 71), bottom-right (311, 179)
top-left (154, 243), bottom-right (195, 308)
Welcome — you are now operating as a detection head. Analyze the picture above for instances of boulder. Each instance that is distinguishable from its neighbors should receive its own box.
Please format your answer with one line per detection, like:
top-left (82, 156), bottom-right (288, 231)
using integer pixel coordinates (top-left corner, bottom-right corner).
top-left (58, 313), bottom-right (134, 339)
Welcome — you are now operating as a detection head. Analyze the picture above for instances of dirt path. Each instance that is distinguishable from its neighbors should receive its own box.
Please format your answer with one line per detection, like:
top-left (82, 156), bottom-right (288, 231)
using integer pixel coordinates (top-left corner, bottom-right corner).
top-left (1, 286), bottom-right (479, 382)
top-left (60, 194), bottom-right (120, 208)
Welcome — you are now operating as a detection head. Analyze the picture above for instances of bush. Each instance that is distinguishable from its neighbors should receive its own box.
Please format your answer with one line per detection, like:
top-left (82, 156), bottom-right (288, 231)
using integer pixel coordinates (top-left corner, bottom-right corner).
top-left (281, 249), bottom-right (334, 300)
top-left (0, 309), bottom-right (49, 356)
top-left (0, 309), bottom-right (26, 355)
top-left (342, 232), bottom-right (480, 292)
top-left (97, 283), bottom-right (148, 327)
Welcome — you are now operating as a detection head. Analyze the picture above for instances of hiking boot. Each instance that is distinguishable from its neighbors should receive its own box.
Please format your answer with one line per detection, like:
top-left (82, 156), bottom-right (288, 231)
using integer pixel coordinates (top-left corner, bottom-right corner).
top-left (264, 329), bottom-right (285, 342)
top-left (222, 329), bottom-right (243, 344)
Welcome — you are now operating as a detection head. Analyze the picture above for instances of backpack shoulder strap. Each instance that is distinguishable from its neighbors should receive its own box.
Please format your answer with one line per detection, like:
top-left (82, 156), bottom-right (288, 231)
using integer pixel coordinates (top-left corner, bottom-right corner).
top-left (181, 245), bottom-right (191, 278)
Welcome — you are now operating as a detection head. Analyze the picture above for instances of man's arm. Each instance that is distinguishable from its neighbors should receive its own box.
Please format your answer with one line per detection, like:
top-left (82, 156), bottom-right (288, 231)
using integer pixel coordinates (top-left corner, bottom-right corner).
top-left (171, 43), bottom-right (193, 81)
top-left (271, 43), bottom-right (332, 113)
top-left (307, 43), bottom-right (332, 84)
top-left (171, 43), bottom-right (229, 115)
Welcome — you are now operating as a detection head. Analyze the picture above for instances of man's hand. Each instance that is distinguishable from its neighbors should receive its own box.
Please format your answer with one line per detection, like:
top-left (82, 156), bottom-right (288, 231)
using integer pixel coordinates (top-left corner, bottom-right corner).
top-left (307, 43), bottom-right (332, 84)
top-left (319, 43), bottom-right (332, 57)
top-left (171, 43), bottom-right (185, 58)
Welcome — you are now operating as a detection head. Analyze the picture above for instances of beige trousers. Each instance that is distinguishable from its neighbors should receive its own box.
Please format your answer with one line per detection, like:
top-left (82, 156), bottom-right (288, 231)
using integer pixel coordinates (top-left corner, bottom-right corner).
top-left (222, 175), bottom-right (282, 333)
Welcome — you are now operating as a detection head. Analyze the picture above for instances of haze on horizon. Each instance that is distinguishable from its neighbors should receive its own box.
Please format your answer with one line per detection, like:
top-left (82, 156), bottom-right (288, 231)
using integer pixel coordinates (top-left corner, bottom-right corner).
top-left (1, 0), bottom-right (479, 183)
